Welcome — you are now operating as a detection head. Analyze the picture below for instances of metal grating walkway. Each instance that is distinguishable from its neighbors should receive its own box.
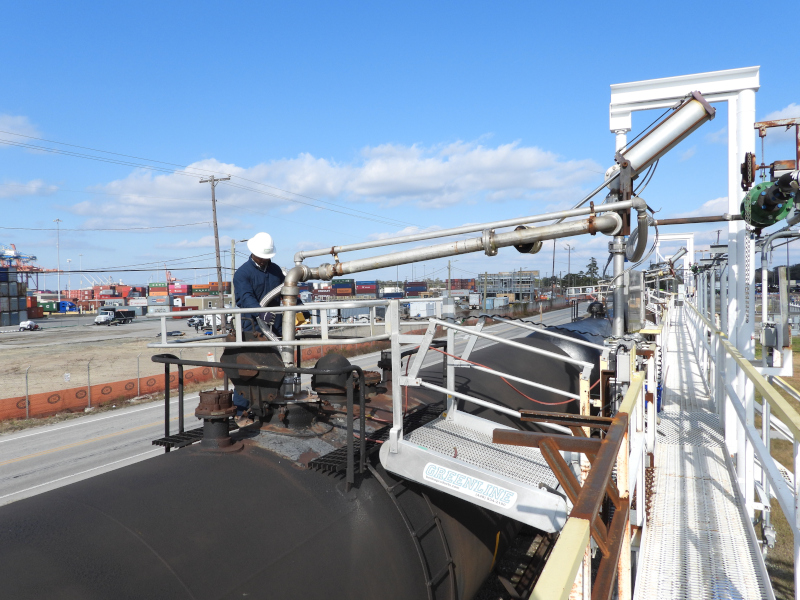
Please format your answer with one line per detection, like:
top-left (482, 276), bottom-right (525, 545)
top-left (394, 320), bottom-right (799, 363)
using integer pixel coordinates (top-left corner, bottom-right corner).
top-left (635, 316), bottom-right (770, 600)
top-left (405, 417), bottom-right (561, 491)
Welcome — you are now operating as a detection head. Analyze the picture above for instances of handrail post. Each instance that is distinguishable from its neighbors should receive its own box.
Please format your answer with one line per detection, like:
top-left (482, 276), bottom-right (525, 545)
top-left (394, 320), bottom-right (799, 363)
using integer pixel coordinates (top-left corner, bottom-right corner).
top-left (617, 402), bottom-right (632, 600)
top-left (794, 439), bottom-right (799, 600)
top-left (388, 300), bottom-right (402, 452)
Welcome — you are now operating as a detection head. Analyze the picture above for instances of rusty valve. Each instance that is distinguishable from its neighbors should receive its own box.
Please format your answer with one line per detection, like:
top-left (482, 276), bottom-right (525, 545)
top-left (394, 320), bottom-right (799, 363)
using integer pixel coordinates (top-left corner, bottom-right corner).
top-left (195, 389), bottom-right (237, 419)
top-left (195, 389), bottom-right (241, 450)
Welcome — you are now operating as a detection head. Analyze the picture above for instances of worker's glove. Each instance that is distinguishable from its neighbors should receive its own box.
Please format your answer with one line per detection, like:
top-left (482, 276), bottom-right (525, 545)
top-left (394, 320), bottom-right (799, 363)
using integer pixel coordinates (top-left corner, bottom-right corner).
top-left (261, 312), bottom-right (275, 326)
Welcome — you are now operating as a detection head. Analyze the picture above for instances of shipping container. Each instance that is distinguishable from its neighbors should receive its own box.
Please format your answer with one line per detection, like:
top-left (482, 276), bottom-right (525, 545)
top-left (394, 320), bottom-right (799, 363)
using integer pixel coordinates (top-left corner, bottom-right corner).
top-left (147, 295), bottom-right (173, 306)
top-left (0, 282), bottom-right (7, 296)
top-left (18, 309), bottom-right (28, 322)
top-left (127, 298), bottom-right (148, 307)
top-left (149, 282), bottom-right (168, 288)
top-left (381, 292), bottom-right (404, 299)
top-left (10, 297), bottom-right (18, 312)
top-left (147, 306), bottom-right (170, 314)
top-left (0, 312), bottom-right (8, 327)
top-left (27, 307), bottom-right (43, 319)
top-left (0, 297), bottom-right (8, 311)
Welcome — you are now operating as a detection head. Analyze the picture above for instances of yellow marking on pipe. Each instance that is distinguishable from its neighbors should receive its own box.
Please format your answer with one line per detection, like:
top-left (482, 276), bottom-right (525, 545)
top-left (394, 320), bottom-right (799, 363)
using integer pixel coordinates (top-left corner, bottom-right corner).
top-left (491, 531), bottom-right (500, 570)
top-left (0, 413), bottom-right (193, 467)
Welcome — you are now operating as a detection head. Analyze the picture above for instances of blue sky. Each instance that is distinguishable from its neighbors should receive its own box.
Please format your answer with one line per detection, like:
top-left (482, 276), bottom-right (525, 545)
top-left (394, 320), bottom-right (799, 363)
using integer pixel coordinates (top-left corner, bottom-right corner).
top-left (2, 1), bottom-right (799, 288)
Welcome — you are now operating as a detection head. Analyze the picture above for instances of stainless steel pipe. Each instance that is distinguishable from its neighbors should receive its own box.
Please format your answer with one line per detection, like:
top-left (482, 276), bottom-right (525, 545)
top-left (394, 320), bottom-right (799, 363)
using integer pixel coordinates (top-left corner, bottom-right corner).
top-left (293, 200), bottom-right (640, 264)
top-left (280, 214), bottom-right (622, 365)
top-left (317, 214), bottom-right (621, 276)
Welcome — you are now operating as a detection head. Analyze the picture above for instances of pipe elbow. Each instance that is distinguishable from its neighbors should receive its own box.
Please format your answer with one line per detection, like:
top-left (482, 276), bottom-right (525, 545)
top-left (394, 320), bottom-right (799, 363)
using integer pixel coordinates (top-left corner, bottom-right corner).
top-left (281, 265), bottom-right (312, 305)
top-left (630, 196), bottom-right (648, 214)
top-left (601, 212), bottom-right (624, 236)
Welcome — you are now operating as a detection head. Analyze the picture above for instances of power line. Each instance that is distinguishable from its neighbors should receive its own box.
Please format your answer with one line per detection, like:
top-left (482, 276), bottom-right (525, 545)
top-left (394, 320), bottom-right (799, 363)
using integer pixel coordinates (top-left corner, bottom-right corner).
top-left (0, 221), bottom-right (211, 231)
top-left (0, 133), bottom-right (416, 229)
top-left (220, 180), bottom-right (412, 228)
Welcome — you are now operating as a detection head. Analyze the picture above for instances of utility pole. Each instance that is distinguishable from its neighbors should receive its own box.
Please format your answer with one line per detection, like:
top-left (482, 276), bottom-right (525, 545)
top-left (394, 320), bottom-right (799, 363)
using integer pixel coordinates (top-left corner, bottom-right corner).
top-left (483, 271), bottom-right (488, 310)
top-left (199, 175), bottom-right (230, 333)
top-left (564, 243), bottom-right (573, 293)
top-left (54, 219), bottom-right (62, 302)
top-left (447, 260), bottom-right (451, 298)
top-left (231, 239), bottom-right (236, 308)
top-left (550, 240), bottom-right (556, 305)
top-left (79, 254), bottom-right (83, 289)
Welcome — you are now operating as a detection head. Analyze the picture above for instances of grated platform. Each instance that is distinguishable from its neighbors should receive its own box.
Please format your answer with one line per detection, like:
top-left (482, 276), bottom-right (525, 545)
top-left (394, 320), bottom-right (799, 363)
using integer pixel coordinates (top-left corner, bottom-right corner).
top-left (405, 417), bottom-right (560, 492)
top-left (635, 315), bottom-right (771, 600)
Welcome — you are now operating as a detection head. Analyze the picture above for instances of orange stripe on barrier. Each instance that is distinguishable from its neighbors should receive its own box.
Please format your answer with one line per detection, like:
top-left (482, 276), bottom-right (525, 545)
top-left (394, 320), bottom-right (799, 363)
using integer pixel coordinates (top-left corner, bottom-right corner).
top-left (0, 332), bottom-right (433, 422)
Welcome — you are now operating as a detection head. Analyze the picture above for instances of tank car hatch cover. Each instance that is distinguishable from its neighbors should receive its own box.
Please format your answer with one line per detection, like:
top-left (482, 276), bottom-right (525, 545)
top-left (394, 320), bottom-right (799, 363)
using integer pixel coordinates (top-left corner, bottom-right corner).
top-left (0, 442), bottom-right (515, 600)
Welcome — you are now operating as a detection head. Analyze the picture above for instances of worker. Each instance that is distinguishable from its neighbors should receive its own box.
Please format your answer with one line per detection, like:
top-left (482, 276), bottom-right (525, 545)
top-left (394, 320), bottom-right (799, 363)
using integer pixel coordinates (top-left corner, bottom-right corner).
top-left (233, 232), bottom-right (288, 335)
top-left (232, 232), bottom-right (308, 424)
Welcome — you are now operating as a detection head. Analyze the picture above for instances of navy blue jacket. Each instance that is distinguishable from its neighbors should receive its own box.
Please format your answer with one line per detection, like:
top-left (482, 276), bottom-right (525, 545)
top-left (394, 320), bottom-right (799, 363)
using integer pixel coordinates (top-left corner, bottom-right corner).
top-left (234, 258), bottom-right (286, 335)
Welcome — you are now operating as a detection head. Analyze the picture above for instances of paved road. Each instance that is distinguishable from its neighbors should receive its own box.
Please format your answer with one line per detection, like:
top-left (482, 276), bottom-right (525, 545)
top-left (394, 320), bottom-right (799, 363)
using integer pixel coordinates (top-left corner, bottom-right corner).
top-left (0, 304), bottom-right (586, 506)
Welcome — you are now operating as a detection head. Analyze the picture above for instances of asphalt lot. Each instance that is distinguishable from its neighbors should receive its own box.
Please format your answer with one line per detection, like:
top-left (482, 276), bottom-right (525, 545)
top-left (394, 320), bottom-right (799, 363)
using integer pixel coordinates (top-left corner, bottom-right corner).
top-left (0, 313), bottom-right (169, 348)
top-left (0, 303), bottom-right (585, 506)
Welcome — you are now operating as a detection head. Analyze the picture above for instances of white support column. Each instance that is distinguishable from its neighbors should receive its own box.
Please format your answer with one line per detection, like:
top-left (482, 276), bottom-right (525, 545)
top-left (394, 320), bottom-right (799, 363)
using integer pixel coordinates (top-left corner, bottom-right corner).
top-left (737, 88), bottom-right (757, 518)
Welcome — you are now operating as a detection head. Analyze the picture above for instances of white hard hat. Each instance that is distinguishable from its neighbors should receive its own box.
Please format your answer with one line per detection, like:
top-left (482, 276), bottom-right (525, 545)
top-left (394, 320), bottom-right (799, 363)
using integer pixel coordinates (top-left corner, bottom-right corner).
top-left (247, 232), bottom-right (276, 259)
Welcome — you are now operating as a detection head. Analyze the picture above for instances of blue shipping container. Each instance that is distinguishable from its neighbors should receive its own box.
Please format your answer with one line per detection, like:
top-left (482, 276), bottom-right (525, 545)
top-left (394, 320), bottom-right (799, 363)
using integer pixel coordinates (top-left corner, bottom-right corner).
top-left (382, 292), bottom-right (404, 299)
top-left (356, 280), bottom-right (377, 285)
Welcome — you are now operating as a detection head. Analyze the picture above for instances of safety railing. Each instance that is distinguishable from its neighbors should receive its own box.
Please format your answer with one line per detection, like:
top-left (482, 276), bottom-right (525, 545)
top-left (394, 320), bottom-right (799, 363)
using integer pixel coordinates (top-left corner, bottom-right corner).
top-left (685, 300), bottom-right (800, 599)
top-left (515, 371), bottom-right (648, 600)
top-left (147, 299), bottom-right (394, 349)
top-left (386, 309), bottom-right (597, 447)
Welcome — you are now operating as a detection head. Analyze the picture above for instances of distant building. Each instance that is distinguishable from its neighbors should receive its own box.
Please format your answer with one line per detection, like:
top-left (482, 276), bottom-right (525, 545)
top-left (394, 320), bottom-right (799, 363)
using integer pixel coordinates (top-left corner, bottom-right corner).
top-left (477, 270), bottom-right (540, 301)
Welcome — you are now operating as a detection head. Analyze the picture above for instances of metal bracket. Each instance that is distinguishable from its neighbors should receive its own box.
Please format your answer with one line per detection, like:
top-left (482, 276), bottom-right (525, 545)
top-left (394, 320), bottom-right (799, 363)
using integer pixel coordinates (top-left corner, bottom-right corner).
top-left (483, 229), bottom-right (498, 256)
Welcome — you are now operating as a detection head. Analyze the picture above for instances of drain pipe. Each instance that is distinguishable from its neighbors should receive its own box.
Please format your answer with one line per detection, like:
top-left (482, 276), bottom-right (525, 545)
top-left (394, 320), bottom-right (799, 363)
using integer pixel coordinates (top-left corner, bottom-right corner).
top-left (761, 228), bottom-right (800, 325)
top-left (280, 213), bottom-right (623, 366)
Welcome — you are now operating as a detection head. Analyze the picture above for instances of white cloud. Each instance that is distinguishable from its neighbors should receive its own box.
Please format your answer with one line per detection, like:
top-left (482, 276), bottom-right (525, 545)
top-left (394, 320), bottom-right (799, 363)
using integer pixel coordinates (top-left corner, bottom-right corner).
top-left (367, 225), bottom-right (443, 241)
top-left (0, 114), bottom-right (41, 139)
top-left (764, 103), bottom-right (800, 121)
top-left (161, 234), bottom-right (233, 249)
top-left (679, 146), bottom-right (697, 162)
top-left (705, 127), bottom-right (726, 144)
top-left (71, 139), bottom-right (604, 227)
top-left (677, 196), bottom-right (728, 218)
top-left (0, 179), bottom-right (58, 198)
top-left (762, 103), bottom-right (800, 145)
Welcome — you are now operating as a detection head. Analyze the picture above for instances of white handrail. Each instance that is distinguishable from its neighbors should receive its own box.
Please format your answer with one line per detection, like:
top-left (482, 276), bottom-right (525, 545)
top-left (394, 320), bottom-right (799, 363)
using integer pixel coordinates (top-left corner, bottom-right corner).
top-left (685, 299), bottom-right (800, 599)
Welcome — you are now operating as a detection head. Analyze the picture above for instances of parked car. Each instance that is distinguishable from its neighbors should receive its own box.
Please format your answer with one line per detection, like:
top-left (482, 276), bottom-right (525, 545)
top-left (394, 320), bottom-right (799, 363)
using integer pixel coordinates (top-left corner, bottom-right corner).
top-left (187, 316), bottom-right (204, 328)
top-left (18, 320), bottom-right (40, 331)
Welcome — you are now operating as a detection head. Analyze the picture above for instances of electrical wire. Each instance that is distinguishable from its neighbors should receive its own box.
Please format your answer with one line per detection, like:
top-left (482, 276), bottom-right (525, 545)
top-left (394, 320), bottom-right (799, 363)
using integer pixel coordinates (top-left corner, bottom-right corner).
top-left (0, 221), bottom-right (210, 231)
top-left (219, 180), bottom-right (410, 228)
top-left (0, 134), bottom-right (416, 229)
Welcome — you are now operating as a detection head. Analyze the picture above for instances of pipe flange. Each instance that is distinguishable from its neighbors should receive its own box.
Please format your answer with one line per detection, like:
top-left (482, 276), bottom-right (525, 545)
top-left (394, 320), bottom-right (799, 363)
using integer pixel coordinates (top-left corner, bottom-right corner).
top-left (608, 240), bottom-right (625, 253)
top-left (195, 389), bottom-right (237, 419)
top-left (483, 229), bottom-right (498, 256)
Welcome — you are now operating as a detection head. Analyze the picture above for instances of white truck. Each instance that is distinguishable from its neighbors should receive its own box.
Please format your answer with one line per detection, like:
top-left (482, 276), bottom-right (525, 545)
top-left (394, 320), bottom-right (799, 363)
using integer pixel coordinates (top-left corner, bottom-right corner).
top-left (468, 293), bottom-right (481, 309)
top-left (94, 308), bottom-right (136, 326)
